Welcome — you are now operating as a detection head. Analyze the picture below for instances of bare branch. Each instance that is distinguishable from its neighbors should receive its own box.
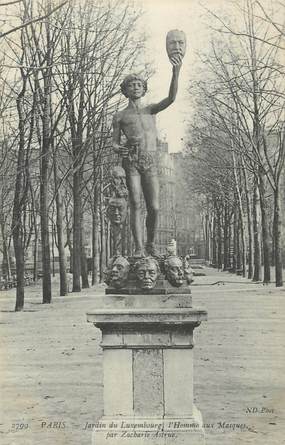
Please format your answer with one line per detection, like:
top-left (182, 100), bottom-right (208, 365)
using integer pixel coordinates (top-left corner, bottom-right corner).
top-left (0, 0), bottom-right (68, 39)
top-left (0, 0), bottom-right (22, 6)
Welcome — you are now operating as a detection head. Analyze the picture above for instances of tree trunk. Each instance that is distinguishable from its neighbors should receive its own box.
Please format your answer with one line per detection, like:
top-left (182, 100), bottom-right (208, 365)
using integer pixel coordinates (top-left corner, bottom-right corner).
top-left (273, 188), bottom-right (283, 287)
top-left (232, 151), bottom-right (247, 277)
top-left (258, 173), bottom-right (271, 284)
top-left (40, 164), bottom-right (52, 302)
top-left (30, 187), bottom-right (39, 282)
top-left (81, 223), bottom-right (89, 289)
top-left (233, 205), bottom-right (238, 273)
top-left (33, 232), bottom-right (38, 281)
top-left (217, 207), bottom-right (223, 270)
top-left (92, 185), bottom-right (100, 285)
top-left (53, 152), bottom-right (68, 296)
top-left (242, 163), bottom-right (254, 278)
top-left (0, 219), bottom-right (11, 280)
top-left (39, 37), bottom-right (52, 303)
top-left (212, 214), bottom-right (217, 267)
top-left (13, 233), bottom-right (25, 312)
top-left (100, 212), bottom-right (106, 282)
top-left (72, 169), bottom-right (82, 291)
top-left (236, 216), bottom-right (242, 271)
top-left (106, 220), bottom-right (110, 265)
top-left (40, 92), bottom-right (52, 303)
top-left (223, 203), bottom-right (230, 270)
top-left (13, 74), bottom-right (26, 311)
top-left (99, 167), bottom-right (106, 282)
top-left (252, 181), bottom-right (262, 281)
top-left (56, 197), bottom-right (68, 295)
top-left (239, 207), bottom-right (246, 277)
top-left (51, 223), bottom-right (56, 277)
top-left (228, 215), bottom-right (232, 269)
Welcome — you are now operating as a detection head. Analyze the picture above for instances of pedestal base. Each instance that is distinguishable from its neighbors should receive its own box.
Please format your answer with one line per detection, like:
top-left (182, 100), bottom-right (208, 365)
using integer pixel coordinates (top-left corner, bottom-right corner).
top-left (92, 406), bottom-right (205, 445)
top-left (87, 291), bottom-right (207, 445)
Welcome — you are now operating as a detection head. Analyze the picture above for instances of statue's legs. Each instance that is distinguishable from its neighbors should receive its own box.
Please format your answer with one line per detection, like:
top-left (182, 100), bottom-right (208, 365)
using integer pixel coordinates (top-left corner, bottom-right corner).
top-left (125, 173), bottom-right (144, 255)
top-left (141, 171), bottom-right (159, 254)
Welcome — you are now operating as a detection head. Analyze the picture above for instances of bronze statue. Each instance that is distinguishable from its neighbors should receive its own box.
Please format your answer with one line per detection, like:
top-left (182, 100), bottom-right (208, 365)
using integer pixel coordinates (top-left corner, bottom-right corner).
top-left (112, 40), bottom-right (184, 257)
top-left (164, 255), bottom-right (184, 287)
top-left (134, 257), bottom-right (160, 289)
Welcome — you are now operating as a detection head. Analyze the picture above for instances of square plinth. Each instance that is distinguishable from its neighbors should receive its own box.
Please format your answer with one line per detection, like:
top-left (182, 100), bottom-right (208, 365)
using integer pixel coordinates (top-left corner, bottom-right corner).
top-left (87, 292), bottom-right (207, 444)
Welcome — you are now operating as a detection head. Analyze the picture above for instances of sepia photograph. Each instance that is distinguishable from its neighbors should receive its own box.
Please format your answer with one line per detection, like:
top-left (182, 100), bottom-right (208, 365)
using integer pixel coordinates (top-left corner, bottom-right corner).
top-left (0, 0), bottom-right (284, 444)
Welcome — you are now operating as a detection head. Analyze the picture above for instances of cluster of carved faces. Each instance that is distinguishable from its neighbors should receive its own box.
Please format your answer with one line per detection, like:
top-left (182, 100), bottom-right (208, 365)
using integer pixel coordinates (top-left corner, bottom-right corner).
top-left (105, 254), bottom-right (193, 289)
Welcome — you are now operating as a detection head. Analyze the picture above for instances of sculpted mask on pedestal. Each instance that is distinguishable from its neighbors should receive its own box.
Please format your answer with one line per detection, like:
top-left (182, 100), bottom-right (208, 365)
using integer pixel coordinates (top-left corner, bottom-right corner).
top-left (134, 257), bottom-right (160, 290)
top-left (164, 255), bottom-right (184, 287)
top-left (183, 255), bottom-right (194, 285)
top-left (107, 197), bottom-right (127, 226)
top-left (184, 265), bottom-right (194, 285)
top-left (105, 256), bottom-right (130, 289)
top-left (166, 29), bottom-right (186, 63)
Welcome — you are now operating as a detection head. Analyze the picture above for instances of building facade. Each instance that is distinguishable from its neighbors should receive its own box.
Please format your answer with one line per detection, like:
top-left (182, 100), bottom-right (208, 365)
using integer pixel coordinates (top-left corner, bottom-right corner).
top-left (154, 140), bottom-right (198, 255)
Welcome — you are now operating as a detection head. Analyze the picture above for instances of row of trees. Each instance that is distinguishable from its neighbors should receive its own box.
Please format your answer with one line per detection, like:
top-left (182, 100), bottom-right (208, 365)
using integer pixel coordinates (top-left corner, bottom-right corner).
top-left (186, 0), bottom-right (285, 286)
top-left (0, 0), bottom-right (146, 310)
top-left (0, 0), bottom-right (283, 315)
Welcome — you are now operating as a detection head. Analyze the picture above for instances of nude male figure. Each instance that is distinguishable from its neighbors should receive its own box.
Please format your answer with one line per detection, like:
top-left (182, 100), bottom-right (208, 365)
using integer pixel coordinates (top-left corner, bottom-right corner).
top-left (112, 48), bottom-right (184, 257)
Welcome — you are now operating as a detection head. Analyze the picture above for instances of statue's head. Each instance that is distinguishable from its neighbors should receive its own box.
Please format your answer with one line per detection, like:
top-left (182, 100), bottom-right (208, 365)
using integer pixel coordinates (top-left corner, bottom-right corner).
top-left (164, 255), bottom-right (184, 287)
top-left (134, 257), bottom-right (160, 289)
top-left (107, 197), bottom-right (127, 225)
top-left (120, 74), bottom-right (148, 99)
top-left (109, 256), bottom-right (130, 288)
top-left (166, 29), bottom-right (186, 62)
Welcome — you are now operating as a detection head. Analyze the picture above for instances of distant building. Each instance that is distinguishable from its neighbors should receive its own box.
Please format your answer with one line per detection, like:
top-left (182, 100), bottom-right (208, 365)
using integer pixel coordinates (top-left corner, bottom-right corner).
top-left (171, 151), bottom-right (203, 257)
top-left (153, 140), bottom-right (200, 256)
top-left (156, 140), bottom-right (176, 253)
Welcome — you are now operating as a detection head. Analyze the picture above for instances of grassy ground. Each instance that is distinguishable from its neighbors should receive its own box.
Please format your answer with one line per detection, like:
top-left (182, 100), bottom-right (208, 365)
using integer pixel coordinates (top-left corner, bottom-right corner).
top-left (0, 268), bottom-right (284, 445)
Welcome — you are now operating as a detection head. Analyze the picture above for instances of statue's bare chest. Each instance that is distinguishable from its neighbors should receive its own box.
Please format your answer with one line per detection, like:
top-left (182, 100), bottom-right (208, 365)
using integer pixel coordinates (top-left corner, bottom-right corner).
top-left (120, 108), bottom-right (156, 133)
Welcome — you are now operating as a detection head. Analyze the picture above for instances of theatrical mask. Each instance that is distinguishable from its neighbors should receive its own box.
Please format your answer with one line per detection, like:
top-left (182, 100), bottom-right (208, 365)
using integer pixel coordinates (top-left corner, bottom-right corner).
top-left (164, 255), bottom-right (184, 287)
top-left (107, 198), bottom-right (127, 226)
top-left (110, 165), bottom-right (128, 198)
top-left (166, 29), bottom-right (186, 63)
top-left (135, 257), bottom-right (159, 290)
top-left (108, 256), bottom-right (130, 288)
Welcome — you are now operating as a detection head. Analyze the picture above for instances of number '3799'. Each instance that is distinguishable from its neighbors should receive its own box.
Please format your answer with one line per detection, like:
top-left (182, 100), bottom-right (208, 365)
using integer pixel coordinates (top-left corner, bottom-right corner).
top-left (11, 423), bottom-right (29, 430)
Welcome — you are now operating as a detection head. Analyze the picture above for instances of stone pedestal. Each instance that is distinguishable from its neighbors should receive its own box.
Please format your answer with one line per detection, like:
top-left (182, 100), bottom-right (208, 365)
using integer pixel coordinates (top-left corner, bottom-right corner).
top-left (87, 293), bottom-right (207, 445)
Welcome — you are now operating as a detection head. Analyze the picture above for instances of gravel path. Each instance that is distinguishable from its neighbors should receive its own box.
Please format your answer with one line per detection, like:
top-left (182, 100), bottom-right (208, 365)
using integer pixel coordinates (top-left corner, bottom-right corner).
top-left (0, 269), bottom-right (284, 445)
